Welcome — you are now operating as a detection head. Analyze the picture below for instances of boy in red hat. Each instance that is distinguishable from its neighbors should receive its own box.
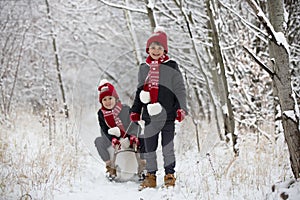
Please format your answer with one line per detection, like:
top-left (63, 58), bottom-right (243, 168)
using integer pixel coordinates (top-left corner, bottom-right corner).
top-left (94, 79), bottom-right (145, 180)
top-left (130, 27), bottom-right (188, 189)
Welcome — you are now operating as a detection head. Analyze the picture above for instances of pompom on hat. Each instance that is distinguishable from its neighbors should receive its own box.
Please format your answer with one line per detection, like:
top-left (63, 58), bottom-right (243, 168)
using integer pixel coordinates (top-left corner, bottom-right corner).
top-left (146, 26), bottom-right (168, 54)
top-left (98, 79), bottom-right (119, 107)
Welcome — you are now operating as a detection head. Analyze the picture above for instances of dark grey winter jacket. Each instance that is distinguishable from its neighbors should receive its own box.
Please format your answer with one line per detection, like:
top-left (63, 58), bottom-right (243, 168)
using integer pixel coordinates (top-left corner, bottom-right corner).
top-left (131, 60), bottom-right (187, 122)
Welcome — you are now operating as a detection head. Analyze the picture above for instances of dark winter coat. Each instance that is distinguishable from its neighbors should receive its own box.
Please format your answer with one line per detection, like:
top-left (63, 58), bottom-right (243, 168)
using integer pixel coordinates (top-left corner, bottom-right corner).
top-left (98, 104), bottom-right (140, 141)
top-left (131, 60), bottom-right (187, 122)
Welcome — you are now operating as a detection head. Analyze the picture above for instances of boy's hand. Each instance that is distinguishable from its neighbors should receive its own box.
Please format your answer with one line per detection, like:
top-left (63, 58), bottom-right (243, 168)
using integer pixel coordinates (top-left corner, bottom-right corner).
top-left (129, 135), bottom-right (140, 147)
top-left (130, 112), bottom-right (140, 122)
top-left (111, 137), bottom-right (120, 149)
top-left (108, 127), bottom-right (121, 137)
top-left (176, 109), bottom-right (186, 122)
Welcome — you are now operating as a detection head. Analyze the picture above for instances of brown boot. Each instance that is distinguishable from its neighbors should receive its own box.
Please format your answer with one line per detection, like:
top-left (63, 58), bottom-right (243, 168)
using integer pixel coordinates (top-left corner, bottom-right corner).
top-left (106, 165), bottom-right (116, 178)
top-left (164, 174), bottom-right (176, 187)
top-left (139, 173), bottom-right (156, 190)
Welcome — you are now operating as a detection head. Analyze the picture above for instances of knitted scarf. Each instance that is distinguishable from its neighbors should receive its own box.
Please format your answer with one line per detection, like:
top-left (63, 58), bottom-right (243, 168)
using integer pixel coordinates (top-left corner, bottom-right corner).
top-left (144, 54), bottom-right (169, 103)
top-left (101, 101), bottom-right (126, 138)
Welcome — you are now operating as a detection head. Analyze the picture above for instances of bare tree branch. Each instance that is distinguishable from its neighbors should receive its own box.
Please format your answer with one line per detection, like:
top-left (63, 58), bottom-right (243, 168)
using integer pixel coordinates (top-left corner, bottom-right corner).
top-left (7, 26), bottom-right (30, 114)
top-left (243, 46), bottom-right (274, 76)
top-left (245, 0), bottom-right (289, 53)
top-left (98, 0), bottom-right (147, 14)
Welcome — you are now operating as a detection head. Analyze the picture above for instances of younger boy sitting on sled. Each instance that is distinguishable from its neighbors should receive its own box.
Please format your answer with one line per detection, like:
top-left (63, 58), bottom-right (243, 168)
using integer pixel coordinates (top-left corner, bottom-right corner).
top-left (94, 80), bottom-right (145, 179)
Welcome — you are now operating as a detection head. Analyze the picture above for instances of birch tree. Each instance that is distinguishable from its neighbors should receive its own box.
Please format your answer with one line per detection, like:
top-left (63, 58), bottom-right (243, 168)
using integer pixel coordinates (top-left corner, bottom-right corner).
top-left (246, 0), bottom-right (300, 179)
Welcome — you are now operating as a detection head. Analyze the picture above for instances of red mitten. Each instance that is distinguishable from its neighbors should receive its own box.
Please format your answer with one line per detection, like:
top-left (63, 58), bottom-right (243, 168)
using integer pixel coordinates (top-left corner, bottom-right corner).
top-left (130, 112), bottom-right (140, 122)
top-left (111, 138), bottom-right (120, 149)
top-left (129, 135), bottom-right (140, 147)
top-left (176, 109), bottom-right (186, 122)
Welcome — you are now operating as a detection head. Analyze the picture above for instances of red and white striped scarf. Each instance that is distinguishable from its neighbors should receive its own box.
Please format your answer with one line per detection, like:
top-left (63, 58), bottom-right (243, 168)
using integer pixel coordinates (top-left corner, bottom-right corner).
top-left (144, 54), bottom-right (169, 103)
top-left (101, 101), bottom-right (126, 138)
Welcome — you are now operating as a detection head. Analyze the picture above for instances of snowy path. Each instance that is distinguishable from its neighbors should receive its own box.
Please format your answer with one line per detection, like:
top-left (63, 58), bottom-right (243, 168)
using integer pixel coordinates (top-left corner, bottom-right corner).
top-left (55, 102), bottom-right (194, 200)
top-left (53, 152), bottom-right (188, 200)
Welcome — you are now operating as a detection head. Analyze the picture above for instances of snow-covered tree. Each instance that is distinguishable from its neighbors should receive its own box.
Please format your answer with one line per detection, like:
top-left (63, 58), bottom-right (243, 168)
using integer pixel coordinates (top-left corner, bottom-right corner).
top-left (246, 0), bottom-right (300, 179)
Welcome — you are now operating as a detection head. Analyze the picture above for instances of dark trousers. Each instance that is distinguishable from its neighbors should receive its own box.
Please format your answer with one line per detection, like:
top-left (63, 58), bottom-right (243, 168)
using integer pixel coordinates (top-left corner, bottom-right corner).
top-left (142, 120), bottom-right (176, 175)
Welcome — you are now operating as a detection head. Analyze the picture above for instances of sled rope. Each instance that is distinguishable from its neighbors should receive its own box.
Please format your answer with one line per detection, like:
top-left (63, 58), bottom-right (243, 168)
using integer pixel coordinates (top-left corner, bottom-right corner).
top-left (115, 120), bottom-right (139, 152)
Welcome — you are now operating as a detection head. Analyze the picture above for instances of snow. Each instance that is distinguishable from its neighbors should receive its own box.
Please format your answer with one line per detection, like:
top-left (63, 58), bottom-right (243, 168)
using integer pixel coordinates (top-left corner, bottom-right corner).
top-left (292, 91), bottom-right (300, 131)
top-left (53, 155), bottom-right (185, 200)
top-left (254, 0), bottom-right (290, 54)
top-left (273, 31), bottom-right (290, 55)
top-left (146, 0), bottom-right (155, 10)
top-left (98, 0), bottom-right (147, 14)
top-left (1, 101), bottom-right (300, 200)
top-left (53, 126), bottom-right (300, 200)
top-left (283, 110), bottom-right (297, 122)
top-left (282, 91), bottom-right (300, 130)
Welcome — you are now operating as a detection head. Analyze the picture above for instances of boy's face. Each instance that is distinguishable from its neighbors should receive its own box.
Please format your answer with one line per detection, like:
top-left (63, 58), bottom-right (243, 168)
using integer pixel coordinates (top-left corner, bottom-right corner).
top-left (102, 96), bottom-right (116, 110)
top-left (149, 43), bottom-right (164, 60)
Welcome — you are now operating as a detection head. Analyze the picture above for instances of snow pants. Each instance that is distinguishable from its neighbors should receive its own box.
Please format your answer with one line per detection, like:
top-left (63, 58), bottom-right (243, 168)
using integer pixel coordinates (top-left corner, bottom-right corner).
top-left (94, 136), bottom-right (111, 162)
top-left (142, 120), bottom-right (176, 175)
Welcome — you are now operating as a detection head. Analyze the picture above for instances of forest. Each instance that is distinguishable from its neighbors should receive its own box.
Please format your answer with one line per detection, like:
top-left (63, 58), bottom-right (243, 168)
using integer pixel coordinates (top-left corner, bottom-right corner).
top-left (0, 0), bottom-right (299, 199)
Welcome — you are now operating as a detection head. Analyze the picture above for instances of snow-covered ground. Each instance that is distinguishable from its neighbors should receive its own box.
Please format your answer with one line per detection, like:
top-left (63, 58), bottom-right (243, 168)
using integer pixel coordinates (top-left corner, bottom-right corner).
top-left (1, 111), bottom-right (300, 200)
top-left (53, 116), bottom-right (300, 200)
top-left (53, 155), bottom-right (300, 200)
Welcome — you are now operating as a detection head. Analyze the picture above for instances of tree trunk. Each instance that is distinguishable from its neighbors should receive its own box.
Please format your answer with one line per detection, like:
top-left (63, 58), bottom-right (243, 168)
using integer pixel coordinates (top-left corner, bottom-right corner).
top-left (45, 0), bottom-right (69, 118)
top-left (246, 0), bottom-right (300, 179)
top-left (124, 0), bottom-right (142, 66)
top-left (206, 0), bottom-right (237, 154)
top-left (174, 0), bottom-right (223, 140)
top-left (144, 0), bottom-right (156, 30)
top-left (268, 0), bottom-right (300, 179)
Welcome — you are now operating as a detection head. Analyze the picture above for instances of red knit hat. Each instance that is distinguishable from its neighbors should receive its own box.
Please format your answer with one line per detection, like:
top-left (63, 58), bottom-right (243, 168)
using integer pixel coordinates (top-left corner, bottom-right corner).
top-left (146, 27), bottom-right (168, 54)
top-left (98, 79), bottom-right (119, 105)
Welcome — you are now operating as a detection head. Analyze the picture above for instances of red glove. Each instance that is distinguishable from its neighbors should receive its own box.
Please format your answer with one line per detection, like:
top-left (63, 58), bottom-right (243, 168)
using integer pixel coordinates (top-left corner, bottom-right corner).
top-left (129, 135), bottom-right (140, 147)
top-left (176, 109), bottom-right (186, 122)
top-left (130, 112), bottom-right (140, 122)
top-left (111, 137), bottom-right (120, 149)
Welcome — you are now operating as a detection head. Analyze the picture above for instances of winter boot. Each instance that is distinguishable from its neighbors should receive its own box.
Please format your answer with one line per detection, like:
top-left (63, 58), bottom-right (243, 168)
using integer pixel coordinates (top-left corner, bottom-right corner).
top-left (106, 165), bottom-right (116, 179)
top-left (139, 173), bottom-right (156, 190)
top-left (164, 173), bottom-right (176, 187)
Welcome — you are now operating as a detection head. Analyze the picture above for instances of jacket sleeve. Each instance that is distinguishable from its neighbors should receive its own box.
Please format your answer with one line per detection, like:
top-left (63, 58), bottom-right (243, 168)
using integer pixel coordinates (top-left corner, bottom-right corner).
top-left (172, 62), bottom-right (188, 114)
top-left (97, 110), bottom-right (114, 141)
